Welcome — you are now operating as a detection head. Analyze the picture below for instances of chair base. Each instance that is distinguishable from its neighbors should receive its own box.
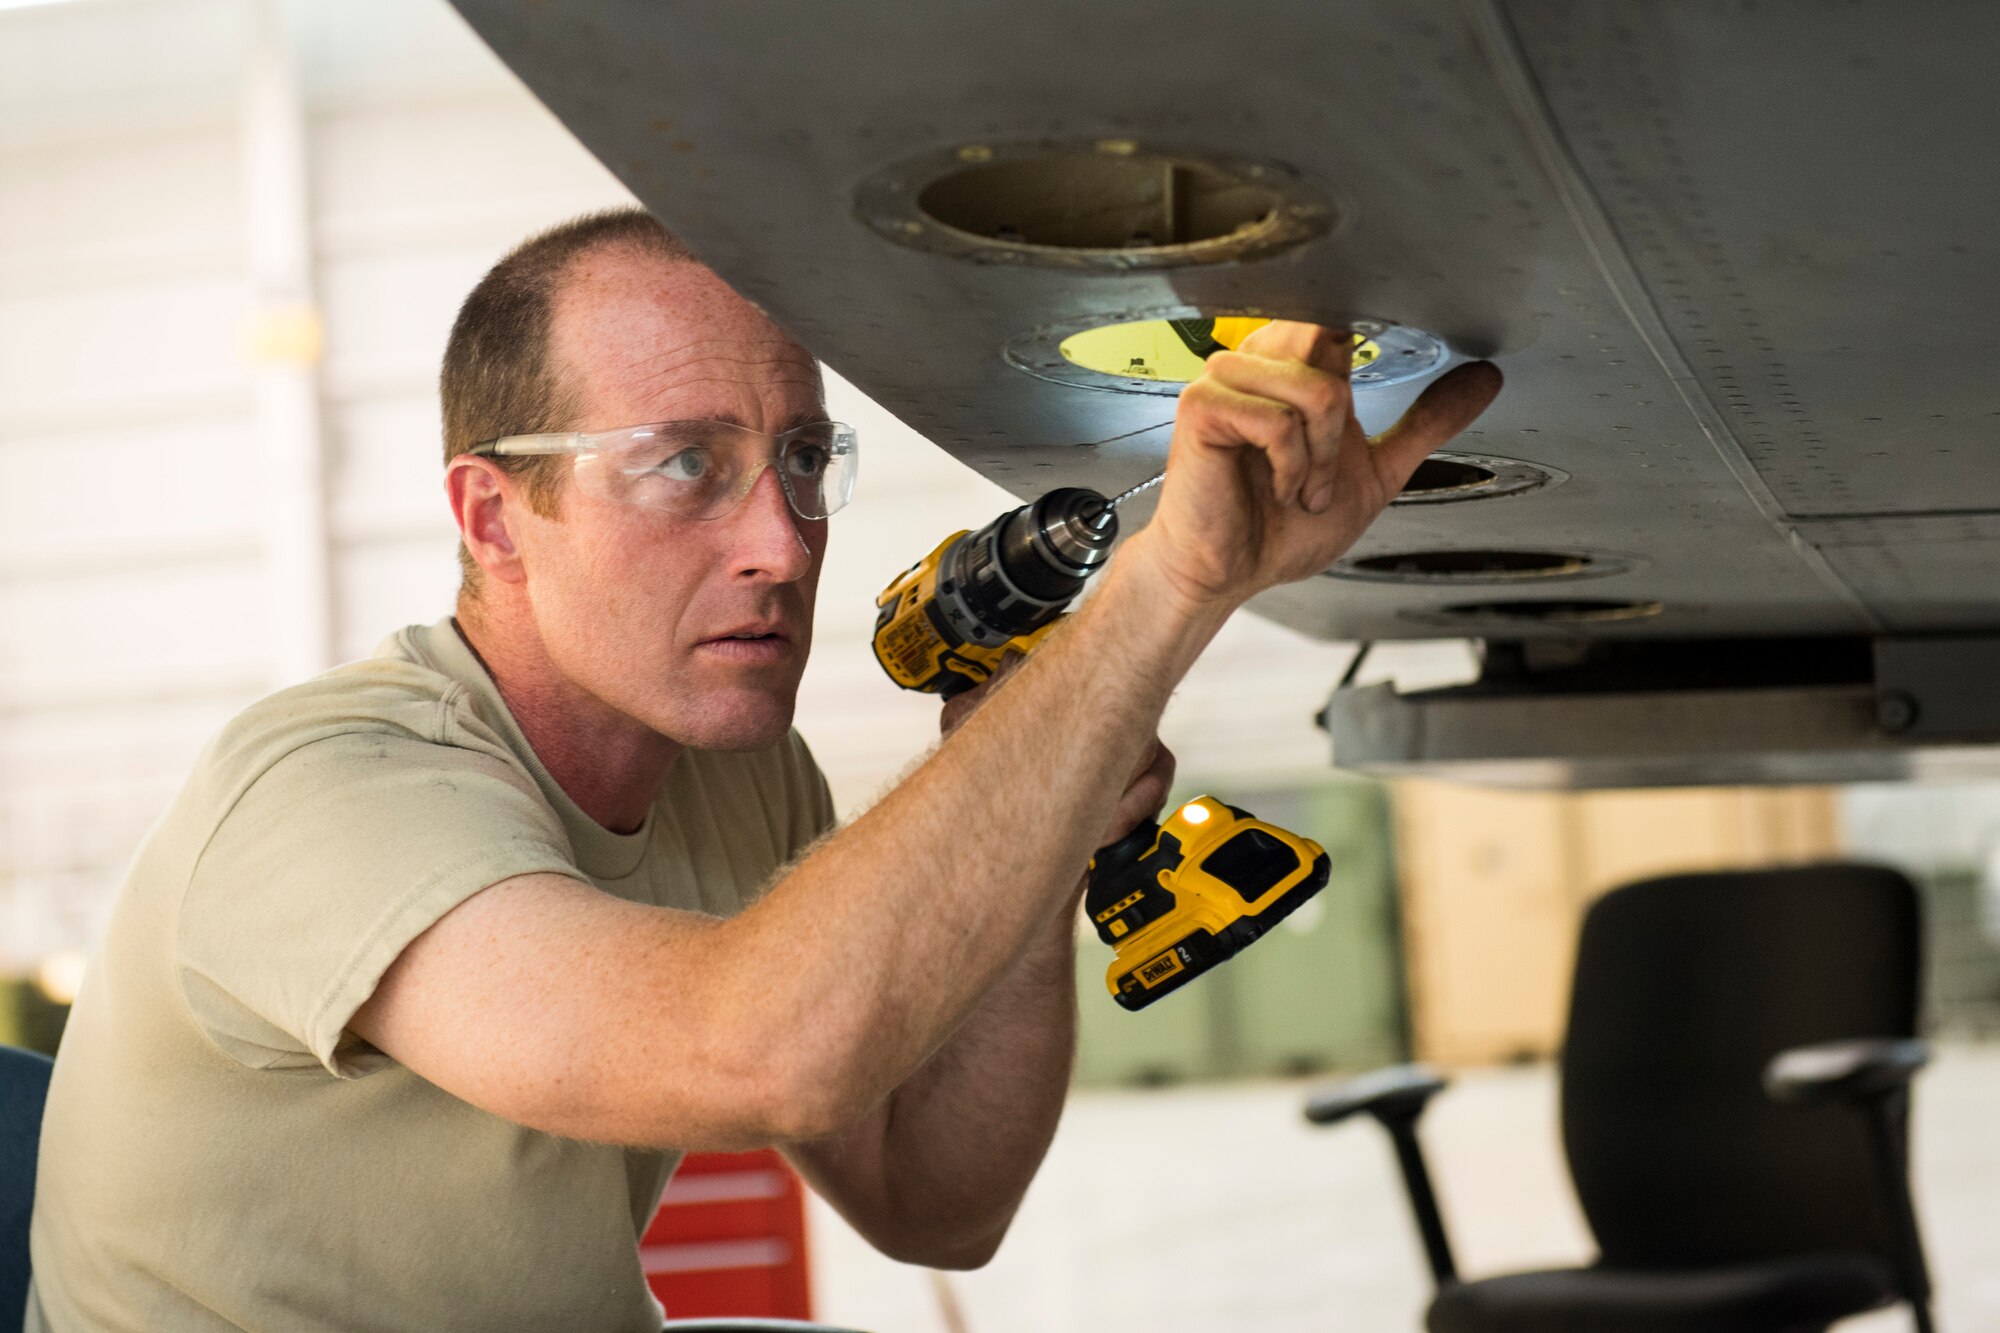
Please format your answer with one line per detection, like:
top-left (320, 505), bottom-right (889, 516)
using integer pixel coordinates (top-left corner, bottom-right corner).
top-left (1425, 1252), bottom-right (1897, 1333)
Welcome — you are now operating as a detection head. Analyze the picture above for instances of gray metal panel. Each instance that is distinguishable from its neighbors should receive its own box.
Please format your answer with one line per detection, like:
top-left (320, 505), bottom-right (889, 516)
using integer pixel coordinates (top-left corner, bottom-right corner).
top-left (446, 0), bottom-right (1996, 645)
top-left (1319, 681), bottom-right (2000, 789)
top-left (1799, 514), bottom-right (2000, 632)
top-left (1509, 0), bottom-right (2000, 520)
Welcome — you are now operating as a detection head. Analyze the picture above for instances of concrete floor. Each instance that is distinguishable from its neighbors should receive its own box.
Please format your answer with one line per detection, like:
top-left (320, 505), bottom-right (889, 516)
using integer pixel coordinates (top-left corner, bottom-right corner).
top-left (807, 1042), bottom-right (2000, 1332)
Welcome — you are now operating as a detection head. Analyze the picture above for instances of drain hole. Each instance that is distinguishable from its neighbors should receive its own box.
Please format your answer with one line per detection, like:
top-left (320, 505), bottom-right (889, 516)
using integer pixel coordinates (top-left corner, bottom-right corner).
top-left (1389, 453), bottom-right (1568, 506)
top-left (1439, 599), bottom-right (1664, 623)
top-left (1344, 550), bottom-right (1597, 581)
top-left (919, 153), bottom-right (1281, 251)
top-left (1402, 458), bottom-right (1495, 497)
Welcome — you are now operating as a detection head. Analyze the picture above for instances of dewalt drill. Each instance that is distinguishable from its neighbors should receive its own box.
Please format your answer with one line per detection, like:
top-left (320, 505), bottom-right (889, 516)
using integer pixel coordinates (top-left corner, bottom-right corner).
top-left (871, 461), bottom-right (1331, 1010)
top-left (872, 314), bottom-right (1288, 697)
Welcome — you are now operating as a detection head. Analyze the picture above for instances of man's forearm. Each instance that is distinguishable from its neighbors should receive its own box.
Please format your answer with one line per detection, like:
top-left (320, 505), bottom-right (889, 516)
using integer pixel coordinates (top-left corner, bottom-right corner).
top-left (877, 894), bottom-right (1079, 1264)
top-left (788, 896), bottom-right (1080, 1267)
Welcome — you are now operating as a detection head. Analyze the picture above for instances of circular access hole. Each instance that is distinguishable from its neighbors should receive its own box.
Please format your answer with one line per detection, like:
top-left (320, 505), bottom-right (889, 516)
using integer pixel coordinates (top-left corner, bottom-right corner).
top-left (1333, 549), bottom-right (1620, 584)
top-left (1391, 453), bottom-right (1568, 506)
top-left (920, 153), bottom-right (1279, 250)
top-left (856, 143), bottom-right (1333, 270)
top-left (1437, 598), bottom-right (1664, 624)
top-left (1006, 306), bottom-right (1445, 398)
top-left (1053, 317), bottom-right (1444, 390)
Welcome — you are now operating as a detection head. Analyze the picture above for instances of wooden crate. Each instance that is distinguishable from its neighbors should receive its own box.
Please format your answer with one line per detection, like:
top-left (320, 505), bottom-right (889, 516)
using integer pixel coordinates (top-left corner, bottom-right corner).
top-left (1392, 784), bottom-right (1840, 1065)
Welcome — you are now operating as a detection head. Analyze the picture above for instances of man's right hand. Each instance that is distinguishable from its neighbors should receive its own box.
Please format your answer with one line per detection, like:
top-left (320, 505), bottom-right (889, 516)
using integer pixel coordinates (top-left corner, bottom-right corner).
top-left (1128, 321), bottom-right (1502, 616)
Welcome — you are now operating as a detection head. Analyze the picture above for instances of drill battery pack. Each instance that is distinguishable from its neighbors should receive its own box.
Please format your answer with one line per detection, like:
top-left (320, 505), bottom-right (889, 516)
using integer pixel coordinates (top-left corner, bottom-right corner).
top-left (1085, 796), bottom-right (1332, 1011)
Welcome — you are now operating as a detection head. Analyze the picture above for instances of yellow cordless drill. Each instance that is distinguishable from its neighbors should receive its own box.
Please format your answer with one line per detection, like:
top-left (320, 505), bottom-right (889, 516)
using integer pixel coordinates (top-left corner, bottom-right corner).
top-left (871, 315), bottom-right (1277, 700)
top-left (871, 428), bottom-right (1330, 1010)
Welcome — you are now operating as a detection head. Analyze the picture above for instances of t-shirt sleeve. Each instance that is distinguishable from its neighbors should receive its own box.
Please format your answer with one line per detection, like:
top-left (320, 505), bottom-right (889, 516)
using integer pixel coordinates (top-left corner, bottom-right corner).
top-left (783, 730), bottom-right (837, 858)
top-left (176, 728), bottom-right (579, 1078)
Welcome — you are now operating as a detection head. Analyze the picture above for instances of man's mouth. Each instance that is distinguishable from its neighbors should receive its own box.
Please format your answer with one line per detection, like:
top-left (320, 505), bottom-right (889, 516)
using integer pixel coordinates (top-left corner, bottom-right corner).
top-left (696, 624), bottom-right (795, 662)
top-left (701, 625), bottom-right (789, 645)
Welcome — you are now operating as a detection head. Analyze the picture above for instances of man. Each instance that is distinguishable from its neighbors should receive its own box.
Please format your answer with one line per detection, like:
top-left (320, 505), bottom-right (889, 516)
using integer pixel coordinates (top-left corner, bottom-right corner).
top-left (27, 208), bottom-right (1498, 1330)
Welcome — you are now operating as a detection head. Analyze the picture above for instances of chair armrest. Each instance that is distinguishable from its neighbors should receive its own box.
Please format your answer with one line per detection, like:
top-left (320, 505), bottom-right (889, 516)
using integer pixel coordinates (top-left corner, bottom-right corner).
top-left (1763, 1038), bottom-right (1930, 1106)
top-left (1763, 1036), bottom-right (1937, 1332)
top-left (1304, 1063), bottom-right (1450, 1128)
top-left (1302, 1062), bottom-right (1458, 1287)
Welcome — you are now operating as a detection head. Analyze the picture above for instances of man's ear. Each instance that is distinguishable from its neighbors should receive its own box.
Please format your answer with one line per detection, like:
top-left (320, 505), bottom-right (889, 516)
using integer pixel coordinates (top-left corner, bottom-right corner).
top-left (447, 457), bottom-right (528, 585)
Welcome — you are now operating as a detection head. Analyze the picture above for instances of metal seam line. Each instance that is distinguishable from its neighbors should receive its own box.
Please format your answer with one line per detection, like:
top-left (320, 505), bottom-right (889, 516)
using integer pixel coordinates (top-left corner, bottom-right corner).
top-left (1458, 0), bottom-right (1886, 633)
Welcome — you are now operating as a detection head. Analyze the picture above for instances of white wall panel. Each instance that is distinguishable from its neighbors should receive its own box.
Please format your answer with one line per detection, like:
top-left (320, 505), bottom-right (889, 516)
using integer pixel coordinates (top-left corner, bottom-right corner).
top-left (0, 0), bottom-right (247, 149)
top-left (332, 536), bottom-right (461, 664)
top-left (313, 94), bottom-right (633, 259)
top-left (0, 561), bottom-right (269, 704)
top-left (0, 128), bottom-right (242, 294)
top-left (1, 420), bottom-right (259, 572)
top-left (0, 276), bottom-right (251, 431)
top-left (316, 247), bottom-right (491, 399)
top-left (329, 393), bottom-right (449, 538)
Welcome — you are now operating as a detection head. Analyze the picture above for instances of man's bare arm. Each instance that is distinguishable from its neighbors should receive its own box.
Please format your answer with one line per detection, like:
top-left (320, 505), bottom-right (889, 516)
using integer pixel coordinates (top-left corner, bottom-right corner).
top-left (353, 329), bottom-right (1500, 1154)
top-left (778, 689), bottom-right (1174, 1270)
top-left (779, 893), bottom-right (1080, 1269)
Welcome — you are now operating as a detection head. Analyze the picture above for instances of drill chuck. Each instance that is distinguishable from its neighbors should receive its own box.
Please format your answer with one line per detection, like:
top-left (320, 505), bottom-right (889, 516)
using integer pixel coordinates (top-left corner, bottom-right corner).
top-left (963, 487), bottom-right (1118, 630)
top-left (872, 487), bottom-right (1119, 695)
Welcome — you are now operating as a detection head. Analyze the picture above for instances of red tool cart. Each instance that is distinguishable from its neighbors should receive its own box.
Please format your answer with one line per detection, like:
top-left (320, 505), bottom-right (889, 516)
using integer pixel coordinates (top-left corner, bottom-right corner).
top-left (641, 1148), bottom-right (814, 1320)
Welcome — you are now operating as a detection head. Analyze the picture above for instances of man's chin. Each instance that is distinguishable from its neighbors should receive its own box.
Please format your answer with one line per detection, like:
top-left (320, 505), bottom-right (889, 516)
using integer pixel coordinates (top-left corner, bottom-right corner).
top-left (657, 691), bottom-right (798, 752)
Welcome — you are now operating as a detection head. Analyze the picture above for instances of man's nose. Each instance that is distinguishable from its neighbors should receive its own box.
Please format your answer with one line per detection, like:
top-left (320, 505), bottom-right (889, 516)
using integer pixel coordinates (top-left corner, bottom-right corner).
top-left (727, 465), bottom-right (815, 582)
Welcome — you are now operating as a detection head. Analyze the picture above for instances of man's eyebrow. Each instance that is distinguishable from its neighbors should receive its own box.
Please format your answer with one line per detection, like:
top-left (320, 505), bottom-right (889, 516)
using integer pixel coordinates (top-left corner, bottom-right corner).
top-left (666, 410), bottom-right (827, 432)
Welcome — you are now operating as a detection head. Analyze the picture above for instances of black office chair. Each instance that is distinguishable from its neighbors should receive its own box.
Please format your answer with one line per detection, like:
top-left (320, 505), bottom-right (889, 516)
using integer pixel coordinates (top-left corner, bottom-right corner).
top-left (1, 1043), bottom-right (55, 1332)
top-left (1306, 864), bottom-right (1936, 1333)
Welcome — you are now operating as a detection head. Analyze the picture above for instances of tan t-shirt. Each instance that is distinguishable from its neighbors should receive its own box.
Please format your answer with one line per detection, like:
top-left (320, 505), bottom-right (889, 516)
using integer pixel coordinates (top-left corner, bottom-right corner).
top-left (25, 620), bottom-right (834, 1332)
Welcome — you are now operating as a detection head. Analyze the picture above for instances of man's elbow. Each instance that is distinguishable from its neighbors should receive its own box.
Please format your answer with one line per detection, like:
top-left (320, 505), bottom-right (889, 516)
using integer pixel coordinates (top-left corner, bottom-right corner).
top-left (873, 1219), bottom-right (1009, 1271)
top-left (731, 1045), bottom-right (881, 1146)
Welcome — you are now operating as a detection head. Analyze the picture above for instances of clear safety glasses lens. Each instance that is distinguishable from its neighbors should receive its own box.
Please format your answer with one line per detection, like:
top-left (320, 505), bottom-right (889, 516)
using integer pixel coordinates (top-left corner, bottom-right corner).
top-left (568, 421), bottom-right (859, 521)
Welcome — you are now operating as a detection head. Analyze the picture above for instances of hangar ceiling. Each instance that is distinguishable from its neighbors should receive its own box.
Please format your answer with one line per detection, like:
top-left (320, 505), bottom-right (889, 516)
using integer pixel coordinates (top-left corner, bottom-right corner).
top-left (445, 0), bottom-right (2000, 781)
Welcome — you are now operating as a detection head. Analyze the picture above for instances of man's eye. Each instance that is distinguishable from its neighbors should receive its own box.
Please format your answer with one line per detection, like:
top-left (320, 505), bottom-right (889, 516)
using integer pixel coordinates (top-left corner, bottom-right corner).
top-left (655, 449), bottom-right (710, 482)
top-left (785, 446), bottom-right (828, 478)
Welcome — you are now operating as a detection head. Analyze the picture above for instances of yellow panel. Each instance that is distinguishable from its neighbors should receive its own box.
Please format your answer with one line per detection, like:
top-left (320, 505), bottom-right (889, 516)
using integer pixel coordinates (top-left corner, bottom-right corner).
top-left (1057, 318), bottom-right (1380, 383)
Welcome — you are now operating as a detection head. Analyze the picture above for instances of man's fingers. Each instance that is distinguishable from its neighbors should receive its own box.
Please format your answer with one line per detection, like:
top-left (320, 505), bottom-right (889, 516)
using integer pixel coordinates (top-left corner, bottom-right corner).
top-left (1234, 320), bottom-right (1356, 380)
top-left (1202, 351), bottom-right (1350, 513)
top-left (1369, 360), bottom-right (1504, 486)
top-left (1101, 740), bottom-right (1177, 847)
top-left (1126, 738), bottom-right (1176, 795)
top-left (936, 651), bottom-right (1028, 735)
top-left (1176, 377), bottom-right (1314, 506)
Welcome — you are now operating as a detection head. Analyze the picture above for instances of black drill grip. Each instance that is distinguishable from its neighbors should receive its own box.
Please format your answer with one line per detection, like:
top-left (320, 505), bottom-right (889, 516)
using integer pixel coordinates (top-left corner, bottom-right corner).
top-left (1084, 819), bottom-right (1182, 949)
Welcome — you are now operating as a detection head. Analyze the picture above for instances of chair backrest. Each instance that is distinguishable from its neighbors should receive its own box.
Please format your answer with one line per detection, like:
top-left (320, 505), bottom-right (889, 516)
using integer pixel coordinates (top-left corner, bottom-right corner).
top-left (1560, 864), bottom-right (1920, 1269)
top-left (1, 1044), bottom-right (54, 1331)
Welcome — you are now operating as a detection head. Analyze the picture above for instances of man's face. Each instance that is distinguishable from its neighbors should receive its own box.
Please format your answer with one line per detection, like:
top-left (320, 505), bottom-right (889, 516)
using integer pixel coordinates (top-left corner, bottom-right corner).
top-left (511, 246), bottom-right (829, 752)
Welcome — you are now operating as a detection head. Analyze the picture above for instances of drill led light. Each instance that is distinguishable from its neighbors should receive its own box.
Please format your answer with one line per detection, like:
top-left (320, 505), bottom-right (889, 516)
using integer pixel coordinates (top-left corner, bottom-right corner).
top-left (1181, 802), bottom-right (1211, 824)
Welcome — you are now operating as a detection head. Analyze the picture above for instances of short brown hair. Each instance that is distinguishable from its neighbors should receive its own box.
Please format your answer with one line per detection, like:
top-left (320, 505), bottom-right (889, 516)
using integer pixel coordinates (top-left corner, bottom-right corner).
top-left (440, 207), bottom-right (695, 585)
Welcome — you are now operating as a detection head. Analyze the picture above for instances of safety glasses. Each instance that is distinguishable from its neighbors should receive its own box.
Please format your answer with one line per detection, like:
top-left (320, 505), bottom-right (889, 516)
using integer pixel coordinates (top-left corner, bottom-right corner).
top-left (468, 419), bottom-right (859, 521)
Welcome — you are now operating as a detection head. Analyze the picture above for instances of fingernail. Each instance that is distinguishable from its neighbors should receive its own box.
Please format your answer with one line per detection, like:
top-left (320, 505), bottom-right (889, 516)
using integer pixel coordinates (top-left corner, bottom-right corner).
top-left (1309, 483), bottom-right (1335, 513)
